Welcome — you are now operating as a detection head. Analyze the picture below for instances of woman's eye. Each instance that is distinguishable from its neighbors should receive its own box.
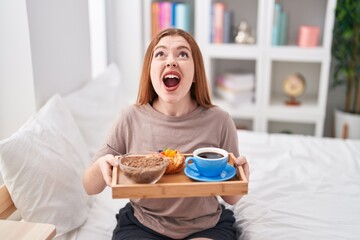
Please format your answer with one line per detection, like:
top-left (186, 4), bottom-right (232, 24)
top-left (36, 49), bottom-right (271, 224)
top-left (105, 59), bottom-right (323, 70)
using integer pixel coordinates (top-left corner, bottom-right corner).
top-left (154, 51), bottom-right (165, 58)
top-left (179, 51), bottom-right (189, 58)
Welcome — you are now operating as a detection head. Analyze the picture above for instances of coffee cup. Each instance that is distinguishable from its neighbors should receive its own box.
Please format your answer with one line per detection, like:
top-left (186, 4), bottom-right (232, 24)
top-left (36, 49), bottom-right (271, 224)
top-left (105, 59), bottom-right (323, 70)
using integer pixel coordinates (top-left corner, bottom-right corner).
top-left (185, 147), bottom-right (229, 177)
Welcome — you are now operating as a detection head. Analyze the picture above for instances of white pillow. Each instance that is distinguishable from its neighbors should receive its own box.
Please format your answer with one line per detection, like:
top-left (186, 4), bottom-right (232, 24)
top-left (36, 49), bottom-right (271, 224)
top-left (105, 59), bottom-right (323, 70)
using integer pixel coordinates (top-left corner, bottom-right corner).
top-left (0, 94), bottom-right (91, 238)
top-left (63, 63), bottom-right (127, 157)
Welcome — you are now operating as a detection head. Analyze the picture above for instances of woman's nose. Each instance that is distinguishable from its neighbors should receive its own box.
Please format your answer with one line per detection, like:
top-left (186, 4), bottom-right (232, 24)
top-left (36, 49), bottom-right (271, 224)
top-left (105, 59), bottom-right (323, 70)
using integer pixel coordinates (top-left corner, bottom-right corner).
top-left (165, 59), bottom-right (177, 67)
top-left (166, 62), bottom-right (177, 67)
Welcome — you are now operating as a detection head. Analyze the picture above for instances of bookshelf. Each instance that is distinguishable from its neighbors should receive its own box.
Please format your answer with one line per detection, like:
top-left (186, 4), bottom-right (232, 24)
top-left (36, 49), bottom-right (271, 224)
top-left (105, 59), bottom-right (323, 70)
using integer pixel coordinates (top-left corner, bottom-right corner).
top-left (143, 0), bottom-right (337, 137)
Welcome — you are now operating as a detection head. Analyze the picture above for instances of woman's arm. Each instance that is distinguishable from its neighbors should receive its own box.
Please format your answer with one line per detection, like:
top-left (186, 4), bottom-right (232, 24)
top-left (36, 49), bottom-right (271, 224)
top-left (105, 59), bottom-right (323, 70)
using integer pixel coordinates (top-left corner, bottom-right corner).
top-left (221, 155), bottom-right (250, 205)
top-left (82, 154), bottom-right (117, 195)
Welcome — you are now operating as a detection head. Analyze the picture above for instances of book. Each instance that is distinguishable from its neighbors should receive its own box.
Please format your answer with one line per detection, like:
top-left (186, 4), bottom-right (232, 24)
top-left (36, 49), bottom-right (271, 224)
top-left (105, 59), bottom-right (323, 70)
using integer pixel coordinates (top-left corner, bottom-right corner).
top-left (159, 2), bottom-right (172, 31)
top-left (216, 73), bottom-right (255, 92)
top-left (215, 72), bottom-right (255, 104)
top-left (174, 3), bottom-right (191, 33)
top-left (171, 2), bottom-right (177, 27)
top-left (279, 11), bottom-right (288, 45)
top-left (151, 2), bottom-right (160, 38)
top-left (215, 86), bottom-right (254, 104)
top-left (223, 10), bottom-right (234, 43)
top-left (272, 3), bottom-right (282, 46)
top-left (213, 2), bottom-right (225, 43)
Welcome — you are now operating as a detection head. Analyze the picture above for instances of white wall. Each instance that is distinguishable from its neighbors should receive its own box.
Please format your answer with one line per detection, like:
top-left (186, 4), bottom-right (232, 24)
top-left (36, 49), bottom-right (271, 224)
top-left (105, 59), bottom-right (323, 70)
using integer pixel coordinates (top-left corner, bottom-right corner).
top-left (106, 0), bottom-right (143, 104)
top-left (26, 0), bottom-right (92, 108)
top-left (88, 0), bottom-right (107, 78)
top-left (0, 0), bottom-right (92, 139)
top-left (0, 0), bottom-right (36, 140)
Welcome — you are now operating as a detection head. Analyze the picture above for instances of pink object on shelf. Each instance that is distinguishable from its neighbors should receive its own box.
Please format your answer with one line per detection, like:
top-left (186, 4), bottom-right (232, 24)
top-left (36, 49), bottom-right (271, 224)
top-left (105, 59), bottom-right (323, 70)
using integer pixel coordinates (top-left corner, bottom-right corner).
top-left (298, 25), bottom-right (320, 47)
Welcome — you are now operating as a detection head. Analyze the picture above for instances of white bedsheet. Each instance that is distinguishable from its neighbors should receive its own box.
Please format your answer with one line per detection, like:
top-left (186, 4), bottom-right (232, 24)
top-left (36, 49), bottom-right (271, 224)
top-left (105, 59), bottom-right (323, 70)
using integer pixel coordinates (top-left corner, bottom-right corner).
top-left (233, 130), bottom-right (360, 240)
top-left (73, 130), bottom-right (360, 240)
top-left (68, 187), bottom-right (128, 240)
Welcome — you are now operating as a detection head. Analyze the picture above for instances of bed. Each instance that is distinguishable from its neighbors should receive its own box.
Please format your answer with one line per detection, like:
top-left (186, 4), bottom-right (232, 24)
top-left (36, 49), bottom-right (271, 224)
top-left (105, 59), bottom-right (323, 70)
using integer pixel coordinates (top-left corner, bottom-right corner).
top-left (1, 64), bottom-right (359, 240)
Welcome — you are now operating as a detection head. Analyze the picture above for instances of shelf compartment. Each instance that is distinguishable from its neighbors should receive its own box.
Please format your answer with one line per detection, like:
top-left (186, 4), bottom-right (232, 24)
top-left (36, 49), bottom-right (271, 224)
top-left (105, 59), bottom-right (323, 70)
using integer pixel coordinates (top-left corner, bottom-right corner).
top-left (269, 60), bottom-right (321, 107)
top-left (233, 118), bottom-right (253, 130)
top-left (267, 120), bottom-right (316, 136)
top-left (210, 58), bottom-right (257, 107)
top-left (270, 0), bottom-right (328, 47)
top-left (211, 59), bottom-right (257, 79)
top-left (209, 0), bottom-right (259, 44)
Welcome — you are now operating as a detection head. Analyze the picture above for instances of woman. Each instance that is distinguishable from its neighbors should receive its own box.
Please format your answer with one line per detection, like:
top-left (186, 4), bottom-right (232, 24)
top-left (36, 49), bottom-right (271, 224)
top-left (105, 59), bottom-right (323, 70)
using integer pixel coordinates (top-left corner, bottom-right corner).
top-left (83, 28), bottom-right (249, 240)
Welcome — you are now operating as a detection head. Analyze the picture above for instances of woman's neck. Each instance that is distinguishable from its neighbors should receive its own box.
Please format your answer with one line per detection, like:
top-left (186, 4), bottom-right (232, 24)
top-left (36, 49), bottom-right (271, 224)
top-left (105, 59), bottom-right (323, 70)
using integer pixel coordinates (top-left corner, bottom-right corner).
top-left (152, 97), bottom-right (198, 117)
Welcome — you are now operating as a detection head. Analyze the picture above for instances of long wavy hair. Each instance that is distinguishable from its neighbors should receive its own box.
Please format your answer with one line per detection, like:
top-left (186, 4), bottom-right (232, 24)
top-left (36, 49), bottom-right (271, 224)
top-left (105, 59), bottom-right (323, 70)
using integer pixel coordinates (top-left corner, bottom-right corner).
top-left (136, 28), bottom-right (213, 108)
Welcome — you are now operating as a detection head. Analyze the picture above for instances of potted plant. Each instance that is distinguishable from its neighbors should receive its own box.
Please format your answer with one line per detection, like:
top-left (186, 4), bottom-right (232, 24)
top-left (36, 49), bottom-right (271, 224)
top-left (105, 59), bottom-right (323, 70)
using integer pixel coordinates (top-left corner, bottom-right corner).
top-left (331, 0), bottom-right (360, 139)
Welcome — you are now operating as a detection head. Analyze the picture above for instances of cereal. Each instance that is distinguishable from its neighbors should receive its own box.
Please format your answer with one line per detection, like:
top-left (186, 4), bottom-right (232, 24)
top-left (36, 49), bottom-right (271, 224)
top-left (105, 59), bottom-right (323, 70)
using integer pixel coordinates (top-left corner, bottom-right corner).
top-left (120, 154), bottom-right (168, 184)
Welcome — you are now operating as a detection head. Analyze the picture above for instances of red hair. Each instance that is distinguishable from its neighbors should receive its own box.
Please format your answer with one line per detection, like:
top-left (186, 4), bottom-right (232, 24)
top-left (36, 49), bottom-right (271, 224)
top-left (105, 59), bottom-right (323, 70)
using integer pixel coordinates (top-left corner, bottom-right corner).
top-left (136, 28), bottom-right (213, 108)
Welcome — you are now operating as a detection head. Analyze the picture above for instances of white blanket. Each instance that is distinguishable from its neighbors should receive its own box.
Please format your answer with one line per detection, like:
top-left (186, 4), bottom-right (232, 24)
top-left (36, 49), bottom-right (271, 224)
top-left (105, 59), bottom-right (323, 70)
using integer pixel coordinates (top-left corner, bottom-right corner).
top-left (232, 130), bottom-right (360, 240)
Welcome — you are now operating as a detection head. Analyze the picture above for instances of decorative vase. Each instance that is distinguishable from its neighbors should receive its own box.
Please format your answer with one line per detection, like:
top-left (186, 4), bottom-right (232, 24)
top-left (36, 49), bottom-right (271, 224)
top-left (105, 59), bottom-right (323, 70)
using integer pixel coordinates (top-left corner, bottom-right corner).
top-left (334, 109), bottom-right (360, 139)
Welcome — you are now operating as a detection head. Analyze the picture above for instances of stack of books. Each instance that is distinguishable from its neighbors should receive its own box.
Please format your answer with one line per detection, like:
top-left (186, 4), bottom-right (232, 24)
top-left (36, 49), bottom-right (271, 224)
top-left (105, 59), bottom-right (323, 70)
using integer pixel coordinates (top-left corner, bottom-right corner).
top-left (210, 2), bottom-right (234, 43)
top-left (151, 1), bottom-right (192, 38)
top-left (272, 3), bottom-right (288, 46)
top-left (215, 72), bottom-right (255, 104)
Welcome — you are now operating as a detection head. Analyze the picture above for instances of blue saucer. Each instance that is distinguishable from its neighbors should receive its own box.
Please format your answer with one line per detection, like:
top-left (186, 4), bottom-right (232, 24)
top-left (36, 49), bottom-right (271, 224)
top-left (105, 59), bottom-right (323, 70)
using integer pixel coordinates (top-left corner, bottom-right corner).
top-left (184, 163), bottom-right (236, 182)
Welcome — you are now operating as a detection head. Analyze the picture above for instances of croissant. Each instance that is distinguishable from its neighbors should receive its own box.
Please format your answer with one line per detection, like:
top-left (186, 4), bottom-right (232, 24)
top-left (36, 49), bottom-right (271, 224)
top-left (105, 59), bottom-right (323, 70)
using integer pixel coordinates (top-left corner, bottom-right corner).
top-left (165, 152), bottom-right (185, 174)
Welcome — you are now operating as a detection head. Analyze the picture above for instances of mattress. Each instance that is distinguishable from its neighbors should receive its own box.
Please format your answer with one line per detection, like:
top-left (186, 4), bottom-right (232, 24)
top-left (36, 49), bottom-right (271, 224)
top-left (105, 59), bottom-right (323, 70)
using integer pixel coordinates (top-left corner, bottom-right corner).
top-left (232, 130), bottom-right (360, 240)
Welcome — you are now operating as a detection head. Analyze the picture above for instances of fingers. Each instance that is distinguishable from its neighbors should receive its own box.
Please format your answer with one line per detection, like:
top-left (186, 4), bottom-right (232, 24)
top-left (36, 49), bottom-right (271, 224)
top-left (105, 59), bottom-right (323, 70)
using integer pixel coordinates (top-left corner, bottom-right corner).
top-left (111, 156), bottom-right (119, 167)
top-left (104, 154), bottom-right (117, 166)
top-left (235, 155), bottom-right (250, 181)
top-left (103, 170), bottom-right (113, 187)
top-left (236, 155), bottom-right (247, 165)
top-left (99, 154), bottom-right (116, 187)
top-left (243, 162), bottom-right (250, 181)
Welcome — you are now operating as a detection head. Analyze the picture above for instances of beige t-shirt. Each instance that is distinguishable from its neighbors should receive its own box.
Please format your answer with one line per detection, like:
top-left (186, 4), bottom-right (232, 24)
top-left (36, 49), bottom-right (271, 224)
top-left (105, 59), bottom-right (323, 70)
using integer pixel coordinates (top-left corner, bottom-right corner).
top-left (94, 103), bottom-right (239, 239)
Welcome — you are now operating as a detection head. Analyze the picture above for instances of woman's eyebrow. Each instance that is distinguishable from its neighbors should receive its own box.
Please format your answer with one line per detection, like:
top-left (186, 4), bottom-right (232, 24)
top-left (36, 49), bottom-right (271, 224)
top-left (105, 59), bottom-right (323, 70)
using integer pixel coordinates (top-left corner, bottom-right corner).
top-left (154, 45), bottom-right (166, 51)
top-left (154, 45), bottom-right (191, 51)
top-left (177, 46), bottom-right (191, 51)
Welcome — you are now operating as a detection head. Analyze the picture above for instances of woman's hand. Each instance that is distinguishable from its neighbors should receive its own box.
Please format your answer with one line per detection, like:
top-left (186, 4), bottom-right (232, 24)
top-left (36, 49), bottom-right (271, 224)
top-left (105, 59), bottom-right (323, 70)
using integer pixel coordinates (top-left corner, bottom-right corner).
top-left (235, 155), bottom-right (250, 181)
top-left (83, 154), bottom-right (117, 195)
top-left (221, 155), bottom-right (250, 205)
top-left (98, 154), bottom-right (118, 187)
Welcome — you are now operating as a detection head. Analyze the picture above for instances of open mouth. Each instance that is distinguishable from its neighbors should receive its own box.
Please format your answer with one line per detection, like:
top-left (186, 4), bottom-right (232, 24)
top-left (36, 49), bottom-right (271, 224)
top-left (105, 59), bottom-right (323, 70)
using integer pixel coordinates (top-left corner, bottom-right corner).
top-left (163, 73), bottom-right (180, 89)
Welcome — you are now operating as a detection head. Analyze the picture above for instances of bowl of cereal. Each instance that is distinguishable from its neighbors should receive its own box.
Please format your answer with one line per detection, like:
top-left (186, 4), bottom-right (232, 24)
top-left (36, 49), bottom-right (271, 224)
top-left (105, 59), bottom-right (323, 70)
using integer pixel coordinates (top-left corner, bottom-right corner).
top-left (119, 153), bottom-right (169, 184)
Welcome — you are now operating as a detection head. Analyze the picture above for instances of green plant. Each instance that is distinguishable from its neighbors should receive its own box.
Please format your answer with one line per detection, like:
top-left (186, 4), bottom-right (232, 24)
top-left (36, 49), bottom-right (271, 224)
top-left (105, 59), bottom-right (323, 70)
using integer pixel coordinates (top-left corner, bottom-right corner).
top-left (331, 0), bottom-right (360, 114)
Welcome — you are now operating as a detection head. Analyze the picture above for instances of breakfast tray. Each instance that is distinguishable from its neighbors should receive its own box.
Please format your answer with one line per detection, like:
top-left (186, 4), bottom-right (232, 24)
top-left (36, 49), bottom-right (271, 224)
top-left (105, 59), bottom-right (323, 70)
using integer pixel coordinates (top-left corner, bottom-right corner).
top-left (111, 153), bottom-right (248, 199)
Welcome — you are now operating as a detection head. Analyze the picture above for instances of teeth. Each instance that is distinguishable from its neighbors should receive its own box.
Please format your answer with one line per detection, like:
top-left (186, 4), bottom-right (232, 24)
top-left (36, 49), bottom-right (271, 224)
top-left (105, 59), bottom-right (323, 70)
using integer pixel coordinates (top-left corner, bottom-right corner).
top-left (164, 74), bottom-right (179, 79)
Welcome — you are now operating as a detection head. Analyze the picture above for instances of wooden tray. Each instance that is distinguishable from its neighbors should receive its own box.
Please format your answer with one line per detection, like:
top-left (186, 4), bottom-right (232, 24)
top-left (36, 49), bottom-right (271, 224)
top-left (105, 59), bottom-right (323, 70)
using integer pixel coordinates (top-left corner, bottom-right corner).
top-left (111, 153), bottom-right (248, 199)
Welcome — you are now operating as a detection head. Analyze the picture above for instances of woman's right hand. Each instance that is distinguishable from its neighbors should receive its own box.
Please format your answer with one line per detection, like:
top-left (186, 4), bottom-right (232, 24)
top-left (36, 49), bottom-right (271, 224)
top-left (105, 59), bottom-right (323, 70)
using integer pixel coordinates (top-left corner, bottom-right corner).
top-left (83, 154), bottom-right (117, 195)
top-left (97, 154), bottom-right (118, 187)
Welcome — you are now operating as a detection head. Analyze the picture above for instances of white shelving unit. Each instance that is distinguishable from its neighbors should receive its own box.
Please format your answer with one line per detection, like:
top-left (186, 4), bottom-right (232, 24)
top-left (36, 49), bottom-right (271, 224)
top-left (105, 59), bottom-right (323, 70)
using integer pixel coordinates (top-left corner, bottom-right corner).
top-left (143, 0), bottom-right (337, 137)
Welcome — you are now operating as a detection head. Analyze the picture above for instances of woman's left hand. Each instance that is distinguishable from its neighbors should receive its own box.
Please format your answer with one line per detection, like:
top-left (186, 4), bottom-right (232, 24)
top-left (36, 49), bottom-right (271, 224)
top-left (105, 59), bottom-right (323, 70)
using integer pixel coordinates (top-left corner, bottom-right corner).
top-left (221, 155), bottom-right (250, 205)
top-left (235, 155), bottom-right (250, 181)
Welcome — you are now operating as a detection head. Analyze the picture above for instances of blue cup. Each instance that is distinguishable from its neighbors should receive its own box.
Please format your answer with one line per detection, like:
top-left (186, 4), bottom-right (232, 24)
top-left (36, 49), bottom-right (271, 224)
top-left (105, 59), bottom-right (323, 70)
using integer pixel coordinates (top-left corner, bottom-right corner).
top-left (185, 147), bottom-right (229, 177)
